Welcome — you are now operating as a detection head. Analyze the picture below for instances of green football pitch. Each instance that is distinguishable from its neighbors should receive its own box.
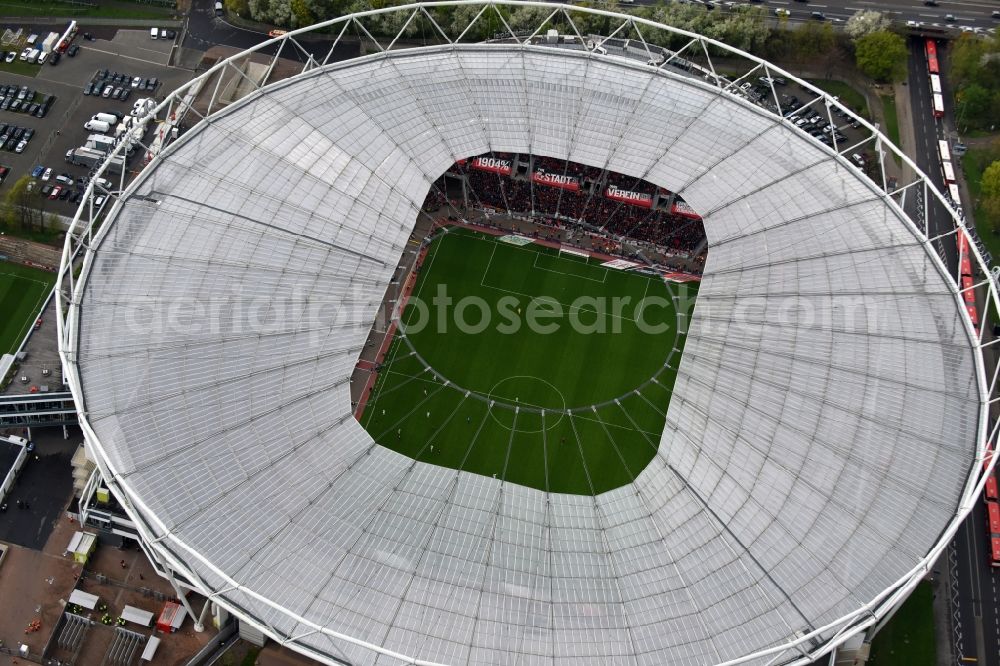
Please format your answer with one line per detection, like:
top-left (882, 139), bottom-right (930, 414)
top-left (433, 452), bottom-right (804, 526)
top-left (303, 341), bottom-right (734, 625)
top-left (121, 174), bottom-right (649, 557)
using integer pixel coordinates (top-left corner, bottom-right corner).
top-left (0, 261), bottom-right (55, 358)
top-left (359, 227), bottom-right (698, 495)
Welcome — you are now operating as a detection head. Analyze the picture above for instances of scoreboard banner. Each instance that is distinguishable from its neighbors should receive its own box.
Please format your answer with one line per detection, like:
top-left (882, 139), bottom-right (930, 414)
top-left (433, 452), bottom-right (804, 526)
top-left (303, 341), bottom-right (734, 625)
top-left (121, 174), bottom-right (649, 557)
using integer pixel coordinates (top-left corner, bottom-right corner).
top-left (531, 169), bottom-right (580, 191)
top-left (605, 185), bottom-right (653, 209)
top-left (671, 200), bottom-right (702, 220)
top-left (470, 156), bottom-right (512, 175)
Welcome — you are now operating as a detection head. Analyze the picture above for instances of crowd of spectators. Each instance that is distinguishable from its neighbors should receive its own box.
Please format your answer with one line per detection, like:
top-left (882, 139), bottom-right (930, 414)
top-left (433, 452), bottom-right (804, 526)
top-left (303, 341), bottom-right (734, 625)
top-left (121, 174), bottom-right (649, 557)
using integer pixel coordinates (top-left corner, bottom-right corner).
top-left (429, 154), bottom-right (707, 255)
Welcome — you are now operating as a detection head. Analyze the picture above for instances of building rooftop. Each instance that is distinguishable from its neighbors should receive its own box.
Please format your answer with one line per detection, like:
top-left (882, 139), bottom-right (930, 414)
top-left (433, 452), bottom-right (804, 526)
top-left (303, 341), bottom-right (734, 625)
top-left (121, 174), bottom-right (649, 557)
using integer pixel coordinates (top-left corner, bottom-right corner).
top-left (62, 9), bottom-right (987, 666)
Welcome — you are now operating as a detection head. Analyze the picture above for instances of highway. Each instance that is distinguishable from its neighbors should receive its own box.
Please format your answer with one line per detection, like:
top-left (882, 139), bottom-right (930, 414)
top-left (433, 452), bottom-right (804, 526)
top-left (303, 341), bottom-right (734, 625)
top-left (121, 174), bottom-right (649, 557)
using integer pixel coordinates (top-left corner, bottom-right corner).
top-left (905, 37), bottom-right (958, 274)
top-left (760, 0), bottom-right (1000, 32)
top-left (183, 0), bottom-right (999, 58)
top-left (952, 499), bottom-right (1000, 666)
top-left (905, 34), bottom-right (1000, 666)
top-left (183, 0), bottom-right (356, 63)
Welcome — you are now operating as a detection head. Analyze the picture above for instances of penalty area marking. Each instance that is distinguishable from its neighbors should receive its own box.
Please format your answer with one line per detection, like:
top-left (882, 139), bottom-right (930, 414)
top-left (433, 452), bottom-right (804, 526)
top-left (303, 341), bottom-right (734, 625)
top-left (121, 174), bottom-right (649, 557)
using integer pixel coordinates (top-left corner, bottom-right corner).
top-left (530, 251), bottom-right (608, 284)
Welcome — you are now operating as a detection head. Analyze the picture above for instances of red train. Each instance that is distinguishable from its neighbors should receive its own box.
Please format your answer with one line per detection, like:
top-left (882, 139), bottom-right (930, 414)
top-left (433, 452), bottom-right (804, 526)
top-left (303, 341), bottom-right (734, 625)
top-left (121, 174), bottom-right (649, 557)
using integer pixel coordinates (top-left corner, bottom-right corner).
top-left (926, 39), bottom-right (939, 75)
top-left (957, 230), bottom-right (979, 329)
top-left (984, 446), bottom-right (1000, 567)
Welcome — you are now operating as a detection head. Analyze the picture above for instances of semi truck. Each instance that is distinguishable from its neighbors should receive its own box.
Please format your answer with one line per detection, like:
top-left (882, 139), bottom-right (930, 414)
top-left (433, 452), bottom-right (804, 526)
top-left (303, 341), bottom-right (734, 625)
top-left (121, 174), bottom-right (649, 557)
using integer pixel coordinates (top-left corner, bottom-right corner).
top-left (41, 32), bottom-right (58, 53)
top-left (65, 147), bottom-right (124, 175)
top-left (86, 133), bottom-right (135, 155)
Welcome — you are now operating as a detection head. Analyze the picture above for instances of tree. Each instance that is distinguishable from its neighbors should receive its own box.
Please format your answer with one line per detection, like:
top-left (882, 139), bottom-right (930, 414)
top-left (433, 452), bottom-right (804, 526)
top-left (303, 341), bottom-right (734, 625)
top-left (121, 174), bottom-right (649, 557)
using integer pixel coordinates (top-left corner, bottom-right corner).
top-left (290, 0), bottom-right (316, 27)
top-left (983, 160), bottom-right (1000, 222)
top-left (223, 0), bottom-right (248, 18)
top-left (955, 83), bottom-right (992, 131)
top-left (854, 30), bottom-right (906, 82)
top-left (949, 34), bottom-right (988, 88)
top-left (5, 175), bottom-right (43, 232)
top-left (845, 10), bottom-right (889, 40)
top-left (790, 21), bottom-right (835, 60)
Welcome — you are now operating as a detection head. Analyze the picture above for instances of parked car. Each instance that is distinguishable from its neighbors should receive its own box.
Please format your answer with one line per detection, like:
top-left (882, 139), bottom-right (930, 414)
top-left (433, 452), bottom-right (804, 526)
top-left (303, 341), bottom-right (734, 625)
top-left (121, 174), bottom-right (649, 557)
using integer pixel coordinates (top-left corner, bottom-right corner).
top-left (49, 51), bottom-right (60, 65)
top-left (0, 166), bottom-right (9, 183)
top-left (40, 184), bottom-right (52, 197)
top-left (4, 52), bottom-right (14, 63)
top-left (67, 44), bottom-right (80, 56)
top-left (102, 85), bottom-right (113, 98)
top-left (48, 185), bottom-right (62, 200)
top-left (41, 168), bottom-right (52, 181)
top-left (131, 76), bottom-right (142, 88)
top-left (83, 83), bottom-right (94, 96)
top-left (18, 47), bottom-right (30, 60)
top-left (31, 165), bottom-right (44, 178)
top-left (58, 188), bottom-right (70, 200)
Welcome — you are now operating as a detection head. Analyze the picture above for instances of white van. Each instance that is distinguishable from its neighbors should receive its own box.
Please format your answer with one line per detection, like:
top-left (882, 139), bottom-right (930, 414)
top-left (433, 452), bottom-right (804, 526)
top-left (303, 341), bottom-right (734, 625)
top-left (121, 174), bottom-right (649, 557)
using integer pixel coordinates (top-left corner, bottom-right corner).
top-left (37, 51), bottom-right (47, 65)
top-left (214, 1), bottom-right (223, 14)
top-left (92, 112), bottom-right (119, 125)
top-left (150, 27), bottom-right (158, 39)
top-left (84, 119), bottom-right (111, 133)
top-left (26, 49), bottom-right (39, 63)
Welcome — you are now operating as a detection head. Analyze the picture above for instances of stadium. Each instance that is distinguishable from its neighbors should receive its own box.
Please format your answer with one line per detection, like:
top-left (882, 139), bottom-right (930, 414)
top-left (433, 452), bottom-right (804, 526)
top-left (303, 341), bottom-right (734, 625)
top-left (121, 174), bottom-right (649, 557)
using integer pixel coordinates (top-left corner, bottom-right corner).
top-left (57, 3), bottom-right (998, 665)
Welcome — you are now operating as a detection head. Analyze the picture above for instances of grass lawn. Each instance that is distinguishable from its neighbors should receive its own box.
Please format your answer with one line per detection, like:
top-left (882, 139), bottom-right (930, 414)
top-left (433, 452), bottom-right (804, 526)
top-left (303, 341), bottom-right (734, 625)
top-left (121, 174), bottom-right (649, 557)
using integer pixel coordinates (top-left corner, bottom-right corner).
top-left (0, 1), bottom-right (173, 19)
top-left (0, 260), bottom-right (55, 356)
top-left (808, 78), bottom-right (869, 118)
top-left (0, 59), bottom-right (40, 77)
top-left (868, 582), bottom-right (935, 666)
top-left (880, 94), bottom-right (901, 165)
top-left (360, 227), bottom-right (697, 495)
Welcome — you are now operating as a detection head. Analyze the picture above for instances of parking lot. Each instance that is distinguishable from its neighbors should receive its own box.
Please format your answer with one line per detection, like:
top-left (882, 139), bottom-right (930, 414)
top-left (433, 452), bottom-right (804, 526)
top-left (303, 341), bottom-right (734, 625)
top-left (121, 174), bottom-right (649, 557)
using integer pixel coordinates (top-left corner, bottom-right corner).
top-left (0, 26), bottom-right (192, 217)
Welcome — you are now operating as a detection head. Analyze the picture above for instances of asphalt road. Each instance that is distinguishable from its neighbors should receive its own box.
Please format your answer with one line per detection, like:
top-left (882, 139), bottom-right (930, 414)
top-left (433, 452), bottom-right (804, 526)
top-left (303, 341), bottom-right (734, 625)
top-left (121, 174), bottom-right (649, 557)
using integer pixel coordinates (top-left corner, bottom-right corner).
top-left (0, 427), bottom-right (79, 550)
top-left (764, 0), bottom-right (1000, 33)
top-left (952, 499), bottom-right (1000, 666)
top-left (905, 35), bottom-right (1000, 666)
top-left (905, 37), bottom-right (960, 274)
top-left (184, 0), bottom-right (357, 64)
top-left (687, 0), bottom-right (998, 33)
top-left (185, 0), bottom-right (997, 55)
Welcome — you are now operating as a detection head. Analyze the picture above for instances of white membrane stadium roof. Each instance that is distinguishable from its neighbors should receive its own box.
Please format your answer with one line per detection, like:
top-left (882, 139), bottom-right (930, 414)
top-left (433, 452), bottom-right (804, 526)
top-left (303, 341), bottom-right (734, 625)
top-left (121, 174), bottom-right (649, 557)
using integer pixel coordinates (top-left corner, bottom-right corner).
top-left (70, 44), bottom-right (979, 665)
